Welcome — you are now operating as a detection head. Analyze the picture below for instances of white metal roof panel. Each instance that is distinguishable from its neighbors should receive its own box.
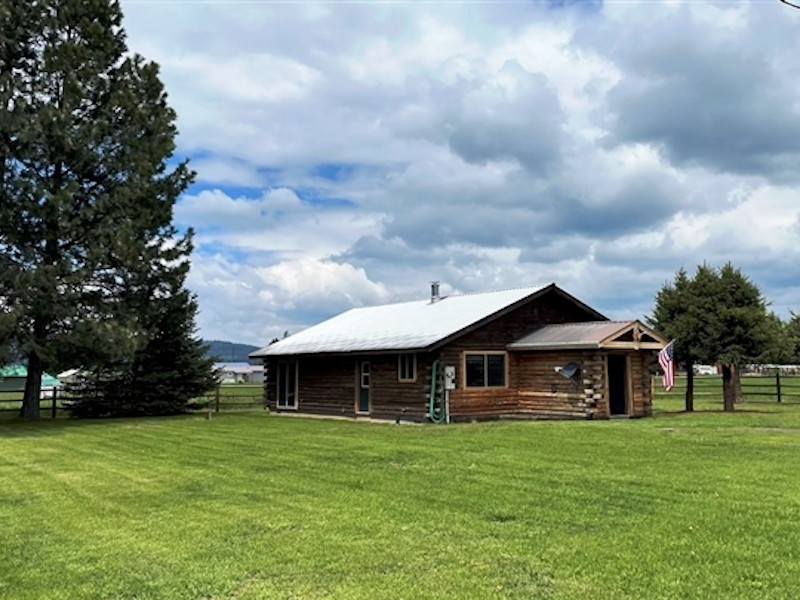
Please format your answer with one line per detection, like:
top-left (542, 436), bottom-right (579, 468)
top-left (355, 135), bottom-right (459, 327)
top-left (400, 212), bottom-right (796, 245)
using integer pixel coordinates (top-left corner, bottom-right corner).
top-left (252, 286), bottom-right (547, 357)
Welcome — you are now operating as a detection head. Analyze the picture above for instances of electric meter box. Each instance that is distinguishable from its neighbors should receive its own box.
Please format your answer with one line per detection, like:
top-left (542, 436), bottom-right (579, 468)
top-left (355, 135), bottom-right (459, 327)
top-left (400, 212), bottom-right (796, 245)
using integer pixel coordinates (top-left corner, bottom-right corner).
top-left (444, 366), bottom-right (456, 390)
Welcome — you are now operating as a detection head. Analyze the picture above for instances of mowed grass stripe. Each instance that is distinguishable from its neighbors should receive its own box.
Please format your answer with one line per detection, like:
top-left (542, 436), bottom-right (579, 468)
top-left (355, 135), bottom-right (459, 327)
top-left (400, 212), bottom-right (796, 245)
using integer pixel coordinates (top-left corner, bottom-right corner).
top-left (2, 409), bottom-right (800, 599)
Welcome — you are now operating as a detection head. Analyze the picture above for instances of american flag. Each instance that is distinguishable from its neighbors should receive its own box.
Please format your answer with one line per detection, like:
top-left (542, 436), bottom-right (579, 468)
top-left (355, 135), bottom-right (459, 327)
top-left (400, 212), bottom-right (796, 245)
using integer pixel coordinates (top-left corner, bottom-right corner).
top-left (658, 340), bottom-right (675, 391)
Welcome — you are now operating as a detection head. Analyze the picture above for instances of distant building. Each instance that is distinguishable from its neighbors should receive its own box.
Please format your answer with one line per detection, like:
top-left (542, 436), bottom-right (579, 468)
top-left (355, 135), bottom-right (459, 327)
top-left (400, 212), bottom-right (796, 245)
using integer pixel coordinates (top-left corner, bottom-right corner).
top-left (214, 362), bottom-right (264, 384)
top-left (693, 365), bottom-right (718, 376)
top-left (0, 364), bottom-right (61, 396)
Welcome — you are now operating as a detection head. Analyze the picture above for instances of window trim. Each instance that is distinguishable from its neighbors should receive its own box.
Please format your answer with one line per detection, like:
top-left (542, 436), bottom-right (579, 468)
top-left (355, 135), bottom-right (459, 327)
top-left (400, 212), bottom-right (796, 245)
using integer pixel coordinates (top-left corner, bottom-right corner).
top-left (462, 351), bottom-right (508, 388)
top-left (360, 361), bottom-right (371, 389)
top-left (276, 360), bottom-right (299, 409)
top-left (397, 353), bottom-right (417, 382)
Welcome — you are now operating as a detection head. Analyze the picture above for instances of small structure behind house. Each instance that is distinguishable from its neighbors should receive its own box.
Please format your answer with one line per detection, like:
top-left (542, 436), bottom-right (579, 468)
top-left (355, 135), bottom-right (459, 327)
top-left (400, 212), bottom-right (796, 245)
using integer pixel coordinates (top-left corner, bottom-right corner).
top-left (215, 362), bottom-right (264, 384)
top-left (0, 364), bottom-right (61, 398)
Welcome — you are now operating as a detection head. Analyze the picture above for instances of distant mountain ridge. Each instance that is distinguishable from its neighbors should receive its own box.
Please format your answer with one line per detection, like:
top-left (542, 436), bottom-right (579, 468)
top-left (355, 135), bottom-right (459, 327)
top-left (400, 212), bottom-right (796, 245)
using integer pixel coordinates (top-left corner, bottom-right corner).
top-left (204, 340), bottom-right (260, 364)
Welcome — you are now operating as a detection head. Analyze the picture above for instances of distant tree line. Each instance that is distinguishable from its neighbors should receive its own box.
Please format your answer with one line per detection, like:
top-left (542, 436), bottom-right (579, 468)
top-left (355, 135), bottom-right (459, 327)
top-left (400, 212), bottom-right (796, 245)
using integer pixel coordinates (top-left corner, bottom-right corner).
top-left (205, 340), bottom-right (260, 364)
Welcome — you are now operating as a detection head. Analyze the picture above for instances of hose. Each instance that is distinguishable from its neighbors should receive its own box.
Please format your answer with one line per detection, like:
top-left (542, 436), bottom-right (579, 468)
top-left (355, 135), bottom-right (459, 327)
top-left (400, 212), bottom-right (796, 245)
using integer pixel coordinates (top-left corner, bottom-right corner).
top-left (428, 359), bottom-right (446, 424)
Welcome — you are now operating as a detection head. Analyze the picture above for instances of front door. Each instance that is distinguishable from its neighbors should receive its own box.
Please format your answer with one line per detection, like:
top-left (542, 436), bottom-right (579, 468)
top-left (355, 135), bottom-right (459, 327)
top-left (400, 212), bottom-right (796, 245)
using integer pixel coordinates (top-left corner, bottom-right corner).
top-left (608, 354), bottom-right (629, 416)
top-left (358, 361), bottom-right (370, 413)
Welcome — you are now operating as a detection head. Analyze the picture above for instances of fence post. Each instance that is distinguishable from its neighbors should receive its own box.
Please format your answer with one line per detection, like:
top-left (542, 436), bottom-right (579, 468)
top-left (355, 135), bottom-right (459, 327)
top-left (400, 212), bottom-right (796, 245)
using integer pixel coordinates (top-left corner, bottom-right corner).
top-left (776, 370), bottom-right (782, 403)
top-left (51, 387), bottom-right (57, 418)
top-left (215, 386), bottom-right (220, 413)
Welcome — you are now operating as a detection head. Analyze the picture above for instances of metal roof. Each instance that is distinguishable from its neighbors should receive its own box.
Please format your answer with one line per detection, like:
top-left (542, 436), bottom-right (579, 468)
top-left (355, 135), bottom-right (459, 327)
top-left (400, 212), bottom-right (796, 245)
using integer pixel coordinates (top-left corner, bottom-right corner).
top-left (214, 362), bottom-right (263, 374)
top-left (252, 285), bottom-right (566, 357)
top-left (0, 364), bottom-right (61, 390)
top-left (508, 320), bottom-right (666, 350)
top-left (0, 364), bottom-right (28, 378)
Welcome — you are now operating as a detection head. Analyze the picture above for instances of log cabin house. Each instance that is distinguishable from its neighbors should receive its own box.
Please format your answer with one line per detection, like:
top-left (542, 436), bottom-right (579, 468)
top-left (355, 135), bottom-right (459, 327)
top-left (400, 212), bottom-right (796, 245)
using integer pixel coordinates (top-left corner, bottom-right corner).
top-left (250, 283), bottom-right (667, 422)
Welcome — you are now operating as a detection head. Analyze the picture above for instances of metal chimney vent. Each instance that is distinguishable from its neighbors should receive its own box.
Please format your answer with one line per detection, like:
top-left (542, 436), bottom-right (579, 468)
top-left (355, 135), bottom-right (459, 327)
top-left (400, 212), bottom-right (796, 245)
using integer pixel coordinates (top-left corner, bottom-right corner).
top-left (430, 281), bottom-right (440, 303)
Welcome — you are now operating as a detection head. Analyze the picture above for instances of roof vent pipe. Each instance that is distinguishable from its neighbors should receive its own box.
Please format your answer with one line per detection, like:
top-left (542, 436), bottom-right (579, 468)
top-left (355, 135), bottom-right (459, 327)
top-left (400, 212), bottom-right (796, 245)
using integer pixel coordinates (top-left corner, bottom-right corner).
top-left (430, 281), bottom-right (440, 303)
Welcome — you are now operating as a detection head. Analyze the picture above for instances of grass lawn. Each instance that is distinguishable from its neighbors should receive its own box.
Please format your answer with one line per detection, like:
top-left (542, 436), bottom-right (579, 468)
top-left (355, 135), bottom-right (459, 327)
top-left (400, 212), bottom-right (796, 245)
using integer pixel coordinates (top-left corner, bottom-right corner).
top-left (2, 402), bottom-right (800, 599)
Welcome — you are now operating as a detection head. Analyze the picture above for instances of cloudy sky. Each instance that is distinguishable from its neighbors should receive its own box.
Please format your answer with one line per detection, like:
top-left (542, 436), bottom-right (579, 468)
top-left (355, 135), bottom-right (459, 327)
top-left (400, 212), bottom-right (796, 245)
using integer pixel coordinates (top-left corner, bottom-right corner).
top-left (120, 0), bottom-right (800, 346)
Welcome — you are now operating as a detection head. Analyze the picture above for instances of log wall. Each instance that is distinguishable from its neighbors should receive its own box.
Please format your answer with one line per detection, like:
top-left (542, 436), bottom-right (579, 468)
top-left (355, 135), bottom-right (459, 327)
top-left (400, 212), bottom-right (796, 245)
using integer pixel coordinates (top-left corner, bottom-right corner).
top-left (629, 351), bottom-right (654, 417)
top-left (368, 353), bottom-right (434, 420)
top-left (447, 350), bottom-right (655, 421)
top-left (263, 353), bottom-right (434, 419)
top-left (440, 292), bottom-right (604, 420)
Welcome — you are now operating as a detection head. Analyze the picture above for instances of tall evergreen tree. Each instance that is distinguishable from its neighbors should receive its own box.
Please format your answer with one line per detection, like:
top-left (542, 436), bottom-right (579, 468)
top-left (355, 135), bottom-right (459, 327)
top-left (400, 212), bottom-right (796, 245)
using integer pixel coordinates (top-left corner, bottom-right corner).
top-left (757, 313), bottom-right (791, 365)
top-left (651, 264), bottom-right (771, 412)
top-left (785, 311), bottom-right (800, 364)
top-left (0, 0), bottom-right (200, 418)
top-left (713, 264), bottom-right (772, 411)
top-left (649, 267), bottom-right (711, 411)
top-left (69, 283), bottom-right (217, 418)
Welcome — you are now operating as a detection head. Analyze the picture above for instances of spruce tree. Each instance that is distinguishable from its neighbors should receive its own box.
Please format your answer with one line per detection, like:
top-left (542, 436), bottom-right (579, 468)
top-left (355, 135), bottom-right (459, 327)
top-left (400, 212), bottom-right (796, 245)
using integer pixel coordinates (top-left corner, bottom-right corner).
top-left (0, 0), bottom-right (202, 418)
top-left (651, 264), bottom-right (771, 412)
top-left (69, 284), bottom-right (218, 418)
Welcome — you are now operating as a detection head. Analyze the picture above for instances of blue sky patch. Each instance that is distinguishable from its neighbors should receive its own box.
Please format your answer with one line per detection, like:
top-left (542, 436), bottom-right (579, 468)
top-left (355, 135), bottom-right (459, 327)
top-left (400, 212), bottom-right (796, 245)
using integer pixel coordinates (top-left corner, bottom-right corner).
top-left (312, 163), bottom-right (359, 182)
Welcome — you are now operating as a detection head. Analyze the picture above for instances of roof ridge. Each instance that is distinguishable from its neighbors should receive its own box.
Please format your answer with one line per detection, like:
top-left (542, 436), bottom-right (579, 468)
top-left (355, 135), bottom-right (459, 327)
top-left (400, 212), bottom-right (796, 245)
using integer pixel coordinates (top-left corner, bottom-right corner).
top-left (349, 283), bottom-right (547, 309)
top-left (445, 284), bottom-right (545, 299)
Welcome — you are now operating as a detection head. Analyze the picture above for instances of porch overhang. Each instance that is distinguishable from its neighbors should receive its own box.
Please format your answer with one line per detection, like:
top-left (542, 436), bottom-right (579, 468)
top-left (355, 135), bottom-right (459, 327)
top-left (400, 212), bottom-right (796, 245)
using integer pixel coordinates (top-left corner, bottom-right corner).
top-left (507, 320), bottom-right (668, 352)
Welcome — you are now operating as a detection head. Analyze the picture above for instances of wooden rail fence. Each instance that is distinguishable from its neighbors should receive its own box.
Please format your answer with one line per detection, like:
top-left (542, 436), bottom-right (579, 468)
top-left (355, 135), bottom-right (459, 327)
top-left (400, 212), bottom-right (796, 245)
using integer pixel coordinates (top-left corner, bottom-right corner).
top-left (654, 372), bottom-right (800, 404)
top-left (198, 386), bottom-right (265, 413)
top-left (0, 385), bottom-right (265, 418)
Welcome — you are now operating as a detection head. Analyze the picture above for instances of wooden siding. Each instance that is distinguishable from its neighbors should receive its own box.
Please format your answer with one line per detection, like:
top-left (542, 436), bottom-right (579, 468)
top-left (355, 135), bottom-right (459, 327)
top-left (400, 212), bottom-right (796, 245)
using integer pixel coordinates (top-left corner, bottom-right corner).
top-left (263, 354), bottom-right (434, 419)
top-left (440, 291), bottom-right (605, 420)
top-left (514, 350), bottom-right (604, 419)
top-left (263, 356), bottom-right (354, 416)
top-left (448, 349), bottom-right (655, 421)
top-left (366, 353), bottom-right (434, 420)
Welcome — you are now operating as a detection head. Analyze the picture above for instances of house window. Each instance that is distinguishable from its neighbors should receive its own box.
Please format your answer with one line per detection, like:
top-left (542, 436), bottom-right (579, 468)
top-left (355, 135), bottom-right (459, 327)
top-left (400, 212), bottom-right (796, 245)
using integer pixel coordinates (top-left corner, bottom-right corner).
top-left (276, 361), bottom-right (298, 409)
top-left (398, 354), bottom-right (417, 382)
top-left (465, 352), bottom-right (506, 388)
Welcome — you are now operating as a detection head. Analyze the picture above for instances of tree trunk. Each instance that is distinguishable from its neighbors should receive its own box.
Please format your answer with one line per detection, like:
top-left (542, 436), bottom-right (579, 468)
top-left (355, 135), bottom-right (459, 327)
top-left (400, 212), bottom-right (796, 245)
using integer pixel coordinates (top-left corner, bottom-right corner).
top-left (721, 364), bottom-right (735, 412)
top-left (685, 360), bottom-right (694, 412)
top-left (21, 351), bottom-right (43, 419)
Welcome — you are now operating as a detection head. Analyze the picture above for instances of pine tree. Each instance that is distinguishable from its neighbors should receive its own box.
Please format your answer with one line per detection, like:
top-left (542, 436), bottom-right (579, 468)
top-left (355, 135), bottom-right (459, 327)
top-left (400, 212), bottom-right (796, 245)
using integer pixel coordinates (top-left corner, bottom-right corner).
top-left (69, 285), bottom-right (217, 418)
top-left (0, 0), bottom-right (199, 418)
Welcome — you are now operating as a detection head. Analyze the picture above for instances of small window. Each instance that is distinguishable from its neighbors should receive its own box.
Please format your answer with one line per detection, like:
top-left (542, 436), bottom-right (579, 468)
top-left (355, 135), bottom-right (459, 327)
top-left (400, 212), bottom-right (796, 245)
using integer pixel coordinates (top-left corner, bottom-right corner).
top-left (398, 354), bottom-right (416, 382)
top-left (465, 353), bottom-right (506, 388)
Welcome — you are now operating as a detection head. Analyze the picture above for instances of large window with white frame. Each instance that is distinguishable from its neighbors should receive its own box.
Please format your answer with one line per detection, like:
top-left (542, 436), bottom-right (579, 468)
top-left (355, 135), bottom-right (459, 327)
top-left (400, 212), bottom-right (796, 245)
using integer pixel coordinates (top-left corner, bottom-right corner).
top-left (464, 352), bottom-right (507, 388)
top-left (276, 361), bottom-right (298, 409)
top-left (398, 353), bottom-right (417, 382)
